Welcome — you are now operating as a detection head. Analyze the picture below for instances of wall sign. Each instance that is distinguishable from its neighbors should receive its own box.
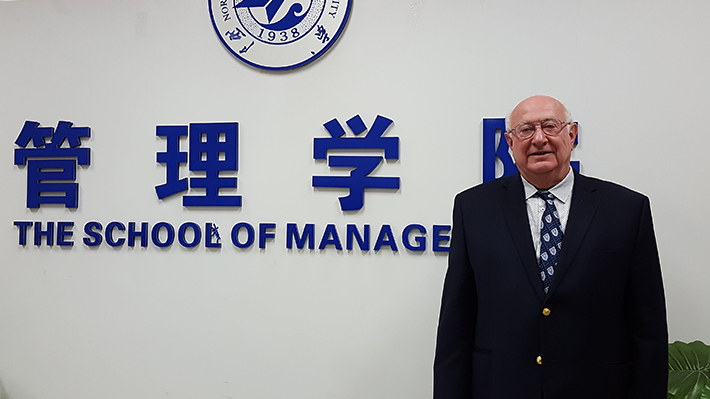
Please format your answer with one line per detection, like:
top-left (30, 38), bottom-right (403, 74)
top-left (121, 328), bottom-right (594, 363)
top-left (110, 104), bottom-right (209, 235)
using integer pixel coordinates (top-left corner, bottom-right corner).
top-left (11, 116), bottom-right (450, 253)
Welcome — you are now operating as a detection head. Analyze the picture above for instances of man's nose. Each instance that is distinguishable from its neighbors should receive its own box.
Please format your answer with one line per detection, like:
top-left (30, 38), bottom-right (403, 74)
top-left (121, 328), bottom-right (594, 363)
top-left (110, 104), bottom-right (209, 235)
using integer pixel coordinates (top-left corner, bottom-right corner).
top-left (530, 125), bottom-right (547, 144)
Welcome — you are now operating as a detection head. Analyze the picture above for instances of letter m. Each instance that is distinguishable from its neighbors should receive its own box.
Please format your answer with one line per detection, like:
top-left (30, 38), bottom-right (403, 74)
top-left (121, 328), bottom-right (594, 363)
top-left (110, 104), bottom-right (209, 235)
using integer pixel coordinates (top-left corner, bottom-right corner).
top-left (286, 223), bottom-right (314, 250)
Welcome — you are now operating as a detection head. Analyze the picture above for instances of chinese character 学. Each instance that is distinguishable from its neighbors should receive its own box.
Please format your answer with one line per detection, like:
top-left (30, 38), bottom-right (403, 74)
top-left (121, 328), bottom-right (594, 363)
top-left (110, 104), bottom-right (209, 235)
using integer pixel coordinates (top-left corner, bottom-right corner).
top-left (313, 115), bottom-right (400, 211)
top-left (155, 122), bottom-right (241, 207)
top-left (14, 120), bottom-right (91, 208)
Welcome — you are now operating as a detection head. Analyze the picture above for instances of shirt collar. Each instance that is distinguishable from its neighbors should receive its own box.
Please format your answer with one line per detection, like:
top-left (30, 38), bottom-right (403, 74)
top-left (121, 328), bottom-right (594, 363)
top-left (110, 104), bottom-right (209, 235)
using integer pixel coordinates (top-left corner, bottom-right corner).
top-left (522, 168), bottom-right (575, 202)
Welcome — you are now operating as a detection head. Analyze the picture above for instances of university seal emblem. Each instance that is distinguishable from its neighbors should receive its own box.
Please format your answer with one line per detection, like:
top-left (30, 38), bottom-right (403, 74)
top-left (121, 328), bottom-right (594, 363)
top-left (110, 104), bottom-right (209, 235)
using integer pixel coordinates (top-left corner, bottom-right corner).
top-left (209, 0), bottom-right (351, 70)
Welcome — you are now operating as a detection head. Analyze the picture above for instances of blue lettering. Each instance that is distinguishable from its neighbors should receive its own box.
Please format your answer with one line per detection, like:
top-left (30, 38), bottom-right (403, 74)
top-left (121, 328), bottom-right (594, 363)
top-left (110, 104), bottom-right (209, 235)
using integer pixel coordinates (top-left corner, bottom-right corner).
top-left (346, 224), bottom-right (369, 251)
top-left (220, 0), bottom-right (230, 21)
top-left (403, 224), bottom-right (426, 252)
top-left (34, 221), bottom-right (54, 246)
top-left (329, 0), bottom-right (339, 17)
top-left (57, 221), bottom-right (74, 247)
top-left (259, 223), bottom-right (275, 249)
top-left (83, 221), bottom-right (103, 246)
top-left (286, 223), bottom-right (314, 250)
top-left (319, 224), bottom-right (342, 250)
top-left (106, 221), bottom-right (126, 247)
top-left (178, 222), bottom-right (201, 248)
top-left (206, 223), bottom-right (221, 248)
top-left (374, 224), bottom-right (397, 251)
top-left (231, 222), bottom-right (254, 248)
top-left (128, 222), bottom-right (149, 247)
top-left (14, 221), bottom-right (32, 246)
top-left (14, 221), bottom-right (451, 252)
top-left (433, 225), bottom-right (451, 252)
top-left (151, 222), bottom-right (175, 248)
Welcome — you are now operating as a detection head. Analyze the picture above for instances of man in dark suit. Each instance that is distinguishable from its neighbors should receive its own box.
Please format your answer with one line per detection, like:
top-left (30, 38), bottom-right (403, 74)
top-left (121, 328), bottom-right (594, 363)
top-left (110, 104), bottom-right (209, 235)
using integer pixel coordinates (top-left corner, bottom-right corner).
top-left (433, 95), bottom-right (668, 399)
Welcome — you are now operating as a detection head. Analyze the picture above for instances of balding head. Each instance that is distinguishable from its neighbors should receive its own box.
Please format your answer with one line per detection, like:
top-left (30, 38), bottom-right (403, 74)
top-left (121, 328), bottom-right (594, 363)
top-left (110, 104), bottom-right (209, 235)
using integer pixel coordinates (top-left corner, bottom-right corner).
top-left (506, 95), bottom-right (572, 131)
top-left (504, 95), bottom-right (577, 189)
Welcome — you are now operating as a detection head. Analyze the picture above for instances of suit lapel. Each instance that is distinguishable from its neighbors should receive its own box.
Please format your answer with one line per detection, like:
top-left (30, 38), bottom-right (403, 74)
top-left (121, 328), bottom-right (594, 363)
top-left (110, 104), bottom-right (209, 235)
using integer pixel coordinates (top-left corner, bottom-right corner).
top-left (499, 174), bottom-right (545, 302)
top-left (545, 171), bottom-right (601, 299)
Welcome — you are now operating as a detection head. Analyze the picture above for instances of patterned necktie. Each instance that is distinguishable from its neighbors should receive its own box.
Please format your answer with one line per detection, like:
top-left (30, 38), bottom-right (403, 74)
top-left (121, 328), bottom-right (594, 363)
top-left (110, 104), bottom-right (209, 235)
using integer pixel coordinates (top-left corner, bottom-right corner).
top-left (537, 191), bottom-right (563, 294)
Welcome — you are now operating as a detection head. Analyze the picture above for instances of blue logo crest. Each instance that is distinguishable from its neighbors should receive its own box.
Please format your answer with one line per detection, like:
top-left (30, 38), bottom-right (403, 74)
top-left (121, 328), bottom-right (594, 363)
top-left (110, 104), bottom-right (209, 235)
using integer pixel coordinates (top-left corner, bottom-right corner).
top-left (209, 0), bottom-right (352, 70)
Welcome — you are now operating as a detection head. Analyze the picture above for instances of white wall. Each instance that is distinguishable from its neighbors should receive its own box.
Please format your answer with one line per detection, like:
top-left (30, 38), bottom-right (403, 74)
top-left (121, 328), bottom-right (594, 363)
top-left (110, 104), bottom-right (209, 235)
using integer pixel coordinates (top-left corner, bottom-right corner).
top-left (1, 1), bottom-right (709, 398)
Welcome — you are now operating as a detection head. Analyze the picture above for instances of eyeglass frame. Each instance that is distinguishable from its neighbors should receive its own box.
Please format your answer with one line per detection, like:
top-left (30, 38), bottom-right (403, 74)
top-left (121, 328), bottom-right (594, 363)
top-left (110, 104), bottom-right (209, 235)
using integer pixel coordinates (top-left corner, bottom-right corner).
top-left (507, 119), bottom-right (573, 140)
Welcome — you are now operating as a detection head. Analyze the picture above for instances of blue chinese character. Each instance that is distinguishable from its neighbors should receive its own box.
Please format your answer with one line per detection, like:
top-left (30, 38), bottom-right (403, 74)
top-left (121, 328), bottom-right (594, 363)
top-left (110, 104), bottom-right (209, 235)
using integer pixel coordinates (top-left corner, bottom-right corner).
top-left (14, 120), bottom-right (91, 208)
top-left (313, 115), bottom-right (400, 211)
top-left (240, 41), bottom-right (254, 54)
top-left (155, 122), bottom-right (241, 207)
top-left (225, 28), bottom-right (244, 40)
top-left (482, 118), bottom-right (518, 183)
top-left (315, 25), bottom-right (330, 44)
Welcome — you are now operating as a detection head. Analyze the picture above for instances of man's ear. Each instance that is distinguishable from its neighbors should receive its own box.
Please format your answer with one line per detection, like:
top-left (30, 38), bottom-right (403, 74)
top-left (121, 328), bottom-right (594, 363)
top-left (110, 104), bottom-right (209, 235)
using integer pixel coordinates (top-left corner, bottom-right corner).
top-left (569, 123), bottom-right (578, 148)
top-left (505, 132), bottom-right (514, 149)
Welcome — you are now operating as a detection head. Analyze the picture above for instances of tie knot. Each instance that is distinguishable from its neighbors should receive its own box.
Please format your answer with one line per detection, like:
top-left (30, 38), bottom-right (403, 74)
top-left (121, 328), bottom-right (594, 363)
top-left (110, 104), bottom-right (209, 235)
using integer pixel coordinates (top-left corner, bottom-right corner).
top-left (537, 191), bottom-right (554, 201)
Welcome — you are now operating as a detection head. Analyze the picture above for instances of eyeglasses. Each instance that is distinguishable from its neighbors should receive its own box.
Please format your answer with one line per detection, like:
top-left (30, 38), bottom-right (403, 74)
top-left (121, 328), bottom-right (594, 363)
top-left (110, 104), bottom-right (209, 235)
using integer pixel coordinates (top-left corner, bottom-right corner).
top-left (507, 119), bottom-right (571, 140)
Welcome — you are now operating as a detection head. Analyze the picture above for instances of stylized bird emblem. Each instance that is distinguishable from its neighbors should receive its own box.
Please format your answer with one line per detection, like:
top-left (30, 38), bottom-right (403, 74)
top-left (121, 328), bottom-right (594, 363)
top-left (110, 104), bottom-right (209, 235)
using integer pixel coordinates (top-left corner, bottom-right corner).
top-left (235, 0), bottom-right (286, 23)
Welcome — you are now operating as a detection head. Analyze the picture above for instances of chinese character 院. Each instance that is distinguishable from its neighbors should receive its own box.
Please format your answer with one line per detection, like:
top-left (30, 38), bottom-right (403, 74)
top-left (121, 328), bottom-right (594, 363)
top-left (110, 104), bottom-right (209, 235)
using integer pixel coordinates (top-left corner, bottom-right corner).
top-left (14, 120), bottom-right (91, 208)
top-left (155, 122), bottom-right (241, 207)
top-left (312, 115), bottom-right (400, 211)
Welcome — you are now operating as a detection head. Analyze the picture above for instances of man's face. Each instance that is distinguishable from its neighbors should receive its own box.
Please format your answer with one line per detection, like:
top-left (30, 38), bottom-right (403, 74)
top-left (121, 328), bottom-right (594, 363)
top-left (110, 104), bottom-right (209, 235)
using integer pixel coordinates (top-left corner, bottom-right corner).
top-left (505, 96), bottom-right (578, 188)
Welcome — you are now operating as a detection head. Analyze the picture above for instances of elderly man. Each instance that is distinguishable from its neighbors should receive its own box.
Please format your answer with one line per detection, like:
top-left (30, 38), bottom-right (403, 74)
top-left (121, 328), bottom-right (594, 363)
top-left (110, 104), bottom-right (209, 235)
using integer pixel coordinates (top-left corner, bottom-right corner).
top-left (434, 95), bottom-right (667, 399)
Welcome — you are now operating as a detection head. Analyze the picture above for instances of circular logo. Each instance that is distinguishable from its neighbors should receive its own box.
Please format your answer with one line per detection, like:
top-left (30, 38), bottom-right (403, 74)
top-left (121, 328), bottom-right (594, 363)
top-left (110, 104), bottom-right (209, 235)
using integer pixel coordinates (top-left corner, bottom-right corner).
top-left (209, 0), bottom-right (351, 71)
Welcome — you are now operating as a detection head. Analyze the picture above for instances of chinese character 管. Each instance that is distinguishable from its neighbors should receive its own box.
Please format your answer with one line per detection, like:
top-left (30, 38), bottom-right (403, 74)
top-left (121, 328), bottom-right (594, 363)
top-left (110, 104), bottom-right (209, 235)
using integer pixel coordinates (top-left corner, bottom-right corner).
top-left (312, 115), bottom-right (400, 211)
top-left (155, 122), bottom-right (241, 207)
top-left (14, 120), bottom-right (91, 208)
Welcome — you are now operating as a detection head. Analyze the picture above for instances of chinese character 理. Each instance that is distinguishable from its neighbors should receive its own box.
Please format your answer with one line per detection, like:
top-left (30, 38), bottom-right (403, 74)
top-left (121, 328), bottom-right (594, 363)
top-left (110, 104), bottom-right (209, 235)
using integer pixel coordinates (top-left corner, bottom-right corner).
top-left (155, 122), bottom-right (241, 207)
top-left (14, 120), bottom-right (91, 208)
top-left (312, 115), bottom-right (400, 211)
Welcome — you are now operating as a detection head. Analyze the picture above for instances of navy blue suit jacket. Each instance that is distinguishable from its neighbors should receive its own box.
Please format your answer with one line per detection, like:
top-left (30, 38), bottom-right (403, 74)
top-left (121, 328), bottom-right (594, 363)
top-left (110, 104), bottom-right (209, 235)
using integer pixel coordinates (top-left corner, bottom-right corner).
top-left (434, 171), bottom-right (667, 399)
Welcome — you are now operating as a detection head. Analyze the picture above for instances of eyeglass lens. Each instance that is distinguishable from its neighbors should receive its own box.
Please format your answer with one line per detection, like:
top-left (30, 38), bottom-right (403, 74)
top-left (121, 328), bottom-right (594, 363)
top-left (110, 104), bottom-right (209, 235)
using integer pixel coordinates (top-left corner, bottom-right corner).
top-left (515, 119), bottom-right (564, 137)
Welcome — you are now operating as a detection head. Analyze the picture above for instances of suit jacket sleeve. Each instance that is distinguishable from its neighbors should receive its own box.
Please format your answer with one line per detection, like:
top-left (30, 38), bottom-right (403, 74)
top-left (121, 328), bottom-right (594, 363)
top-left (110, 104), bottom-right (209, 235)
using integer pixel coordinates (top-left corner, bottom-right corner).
top-left (433, 193), bottom-right (476, 399)
top-left (628, 196), bottom-right (668, 399)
